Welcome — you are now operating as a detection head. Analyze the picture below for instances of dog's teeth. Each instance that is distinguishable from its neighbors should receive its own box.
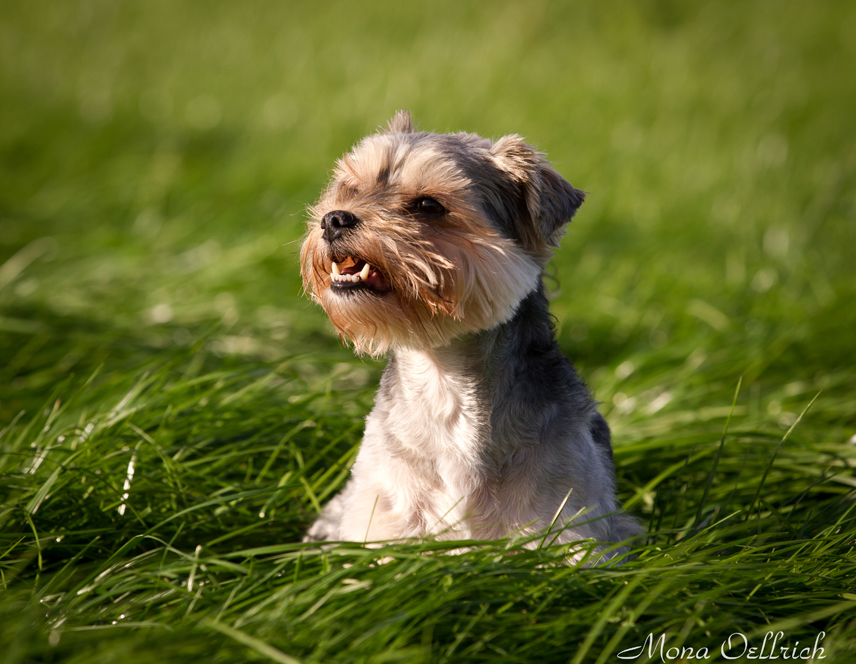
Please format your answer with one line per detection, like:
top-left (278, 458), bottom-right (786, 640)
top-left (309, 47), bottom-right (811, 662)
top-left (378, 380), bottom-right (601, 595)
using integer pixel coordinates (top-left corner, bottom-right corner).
top-left (359, 263), bottom-right (371, 280)
top-left (331, 261), bottom-right (341, 276)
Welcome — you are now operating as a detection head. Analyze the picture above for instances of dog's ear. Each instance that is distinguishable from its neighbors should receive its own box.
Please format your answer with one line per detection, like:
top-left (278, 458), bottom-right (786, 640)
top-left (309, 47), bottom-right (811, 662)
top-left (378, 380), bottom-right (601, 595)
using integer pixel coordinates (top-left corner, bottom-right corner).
top-left (537, 162), bottom-right (586, 242)
top-left (490, 135), bottom-right (584, 250)
top-left (385, 110), bottom-right (417, 134)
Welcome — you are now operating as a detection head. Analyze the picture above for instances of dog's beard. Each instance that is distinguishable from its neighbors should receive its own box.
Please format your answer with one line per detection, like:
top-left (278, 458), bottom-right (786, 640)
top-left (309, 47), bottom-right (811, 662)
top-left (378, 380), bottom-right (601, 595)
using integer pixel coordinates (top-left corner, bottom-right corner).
top-left (301, 215), bottom-right (541, 356)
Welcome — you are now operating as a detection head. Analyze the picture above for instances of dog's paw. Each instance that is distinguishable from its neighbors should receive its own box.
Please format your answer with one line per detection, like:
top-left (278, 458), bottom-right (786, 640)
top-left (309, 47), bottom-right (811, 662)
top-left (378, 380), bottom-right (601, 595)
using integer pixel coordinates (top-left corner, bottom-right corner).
top-left (302, 489), bottom-right (349, 542)
top-left (302, 517), bottom-right (338, 543)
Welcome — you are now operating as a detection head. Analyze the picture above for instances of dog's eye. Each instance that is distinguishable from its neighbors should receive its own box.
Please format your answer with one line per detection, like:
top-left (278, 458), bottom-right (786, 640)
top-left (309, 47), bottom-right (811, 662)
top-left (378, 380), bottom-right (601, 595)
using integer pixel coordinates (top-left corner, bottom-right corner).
top-left (416, 197), bottom-right (444, 214)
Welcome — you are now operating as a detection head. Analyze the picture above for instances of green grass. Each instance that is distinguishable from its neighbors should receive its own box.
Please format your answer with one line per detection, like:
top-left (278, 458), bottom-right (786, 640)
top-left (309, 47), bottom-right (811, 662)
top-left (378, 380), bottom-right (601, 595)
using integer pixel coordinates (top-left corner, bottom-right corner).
top-left (2, 1), bottom-right (856, 662)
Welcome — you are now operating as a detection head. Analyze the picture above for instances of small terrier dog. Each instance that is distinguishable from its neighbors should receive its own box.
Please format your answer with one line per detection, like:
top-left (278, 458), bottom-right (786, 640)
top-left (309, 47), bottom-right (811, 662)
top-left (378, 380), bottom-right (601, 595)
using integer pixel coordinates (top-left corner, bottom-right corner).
top-left (301, 111), bottom-right (639, 561)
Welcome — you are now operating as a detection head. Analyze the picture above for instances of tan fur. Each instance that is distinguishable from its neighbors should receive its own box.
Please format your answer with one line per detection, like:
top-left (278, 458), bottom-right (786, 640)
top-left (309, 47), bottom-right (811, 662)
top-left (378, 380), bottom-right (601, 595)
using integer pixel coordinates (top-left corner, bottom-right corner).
top-left (301, 116), bottom-right (541, 356)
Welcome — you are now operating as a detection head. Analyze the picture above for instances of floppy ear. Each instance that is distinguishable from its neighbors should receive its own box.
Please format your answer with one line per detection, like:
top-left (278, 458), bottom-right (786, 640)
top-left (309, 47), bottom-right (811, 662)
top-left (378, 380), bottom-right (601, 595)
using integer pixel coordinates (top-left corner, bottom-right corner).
top-left (385, 109), bottom-right (417, 134)
top-left (490, 134), bottom-right (585, 250)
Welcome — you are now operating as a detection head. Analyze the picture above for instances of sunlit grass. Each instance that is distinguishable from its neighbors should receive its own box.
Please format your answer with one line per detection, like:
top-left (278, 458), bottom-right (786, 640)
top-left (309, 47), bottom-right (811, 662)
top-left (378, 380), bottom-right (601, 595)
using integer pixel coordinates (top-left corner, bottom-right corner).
top-left (1, 1), bottom-right (855, 662)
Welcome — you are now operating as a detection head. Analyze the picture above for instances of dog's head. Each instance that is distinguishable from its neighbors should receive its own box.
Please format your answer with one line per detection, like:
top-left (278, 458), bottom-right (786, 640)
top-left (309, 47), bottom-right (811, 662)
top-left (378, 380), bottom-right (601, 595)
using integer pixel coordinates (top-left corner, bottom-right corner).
top-left (300, 110), bottom-right (585, 355)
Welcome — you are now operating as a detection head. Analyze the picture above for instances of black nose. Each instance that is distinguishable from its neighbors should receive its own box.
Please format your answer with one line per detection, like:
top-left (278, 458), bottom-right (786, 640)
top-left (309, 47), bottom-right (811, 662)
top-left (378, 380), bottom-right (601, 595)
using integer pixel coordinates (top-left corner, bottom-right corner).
top-left (320, 210), bottom-right (360, 242)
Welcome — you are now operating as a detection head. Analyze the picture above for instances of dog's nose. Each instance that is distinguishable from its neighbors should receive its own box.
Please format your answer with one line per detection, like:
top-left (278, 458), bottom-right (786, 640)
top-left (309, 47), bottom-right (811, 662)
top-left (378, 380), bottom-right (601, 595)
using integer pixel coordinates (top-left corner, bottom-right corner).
top-left (320, 210), bottom-right (360, 242)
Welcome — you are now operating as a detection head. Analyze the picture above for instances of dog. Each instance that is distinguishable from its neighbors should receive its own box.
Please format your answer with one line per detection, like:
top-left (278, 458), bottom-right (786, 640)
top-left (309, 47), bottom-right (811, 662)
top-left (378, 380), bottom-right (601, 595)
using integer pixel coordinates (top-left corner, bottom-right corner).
top-left (300, 111), bottom-right (640, 562)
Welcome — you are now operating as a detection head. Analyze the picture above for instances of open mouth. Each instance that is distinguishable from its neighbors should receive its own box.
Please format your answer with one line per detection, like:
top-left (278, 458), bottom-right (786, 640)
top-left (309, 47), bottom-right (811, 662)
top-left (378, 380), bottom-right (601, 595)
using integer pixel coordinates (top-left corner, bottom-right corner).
top-left (329, 256), bottom-right (391, 293)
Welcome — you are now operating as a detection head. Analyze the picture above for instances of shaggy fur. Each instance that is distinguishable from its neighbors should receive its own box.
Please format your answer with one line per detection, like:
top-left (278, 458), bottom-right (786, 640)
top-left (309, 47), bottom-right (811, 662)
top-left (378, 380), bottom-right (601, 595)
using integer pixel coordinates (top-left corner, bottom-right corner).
top-left (301, 111), bottom-right (640, 562)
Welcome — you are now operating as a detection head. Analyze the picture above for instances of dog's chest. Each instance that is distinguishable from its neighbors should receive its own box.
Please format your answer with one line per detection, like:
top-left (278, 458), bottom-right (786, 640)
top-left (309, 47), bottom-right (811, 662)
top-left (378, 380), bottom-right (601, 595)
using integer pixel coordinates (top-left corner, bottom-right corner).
top-left (379, 348), bottom-right (488, 476)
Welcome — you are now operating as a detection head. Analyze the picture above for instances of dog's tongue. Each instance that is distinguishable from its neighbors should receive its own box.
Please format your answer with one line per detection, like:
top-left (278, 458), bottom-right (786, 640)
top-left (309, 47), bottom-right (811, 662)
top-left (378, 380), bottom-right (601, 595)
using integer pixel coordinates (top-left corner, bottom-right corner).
top-left (364, 270), bottom-right (391, 292)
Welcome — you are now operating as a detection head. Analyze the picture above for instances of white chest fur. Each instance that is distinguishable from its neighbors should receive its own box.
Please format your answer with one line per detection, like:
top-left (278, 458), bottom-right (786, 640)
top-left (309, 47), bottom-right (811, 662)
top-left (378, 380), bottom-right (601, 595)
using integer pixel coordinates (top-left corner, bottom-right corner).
top-left (386, 347), bottom-right (484, 467)
top-left (342, 346), bottom-right (492, 541)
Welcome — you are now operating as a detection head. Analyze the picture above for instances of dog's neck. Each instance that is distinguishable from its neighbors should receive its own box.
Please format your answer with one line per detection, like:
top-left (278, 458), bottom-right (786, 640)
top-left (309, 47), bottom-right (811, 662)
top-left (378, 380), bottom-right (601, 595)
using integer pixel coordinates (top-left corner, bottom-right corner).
top-left (392, 282), bottom-right (557, 385)
top-left (384, 282), bottom-right (586, 460)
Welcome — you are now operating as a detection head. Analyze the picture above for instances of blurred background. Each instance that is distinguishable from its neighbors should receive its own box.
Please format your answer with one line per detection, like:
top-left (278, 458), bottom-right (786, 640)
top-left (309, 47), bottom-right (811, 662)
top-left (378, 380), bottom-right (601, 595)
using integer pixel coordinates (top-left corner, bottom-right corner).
top-left (1, 0), bottom-right (854, 426)
top-left (2, 3), bottom-right (856, 659)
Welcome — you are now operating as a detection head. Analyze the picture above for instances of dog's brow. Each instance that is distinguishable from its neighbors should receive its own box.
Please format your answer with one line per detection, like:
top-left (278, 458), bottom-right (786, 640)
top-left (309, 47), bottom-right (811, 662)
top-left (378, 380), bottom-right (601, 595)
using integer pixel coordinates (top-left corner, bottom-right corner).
top-left (375, 141), bottom-right (406, 186)
top-left (376, 163), bottom-right (390, 186)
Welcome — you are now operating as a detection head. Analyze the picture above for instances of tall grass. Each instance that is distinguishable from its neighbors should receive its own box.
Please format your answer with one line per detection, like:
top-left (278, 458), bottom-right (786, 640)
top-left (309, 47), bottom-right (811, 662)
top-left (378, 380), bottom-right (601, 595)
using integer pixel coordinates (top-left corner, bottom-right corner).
top-left (1, 1), bottom-right (855, 661)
